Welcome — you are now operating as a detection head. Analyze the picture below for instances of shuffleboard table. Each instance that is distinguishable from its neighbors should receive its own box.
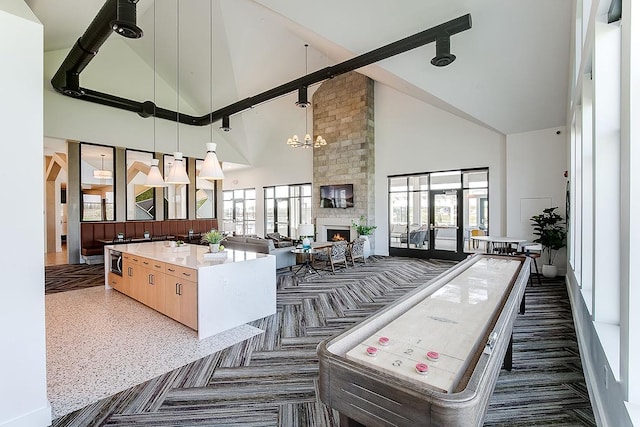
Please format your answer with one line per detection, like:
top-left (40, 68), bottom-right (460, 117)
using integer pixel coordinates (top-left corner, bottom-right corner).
top-left (318, 254), bottom-right (531, 427)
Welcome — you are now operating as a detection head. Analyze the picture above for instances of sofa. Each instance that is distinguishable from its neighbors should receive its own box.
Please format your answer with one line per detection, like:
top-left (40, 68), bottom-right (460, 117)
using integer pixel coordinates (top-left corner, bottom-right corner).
top-left (223, 236), bottom-right (296, 270)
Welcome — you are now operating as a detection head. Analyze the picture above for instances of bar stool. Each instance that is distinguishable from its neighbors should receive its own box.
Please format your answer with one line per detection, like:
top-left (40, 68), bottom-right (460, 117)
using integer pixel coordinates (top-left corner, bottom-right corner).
top-left (517, 243), bottom-right (542, 285)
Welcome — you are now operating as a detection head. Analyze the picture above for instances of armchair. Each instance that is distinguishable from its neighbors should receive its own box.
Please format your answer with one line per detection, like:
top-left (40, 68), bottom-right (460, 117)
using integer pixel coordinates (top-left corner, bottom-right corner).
top-left (314, 241), bottom-right (349, 274)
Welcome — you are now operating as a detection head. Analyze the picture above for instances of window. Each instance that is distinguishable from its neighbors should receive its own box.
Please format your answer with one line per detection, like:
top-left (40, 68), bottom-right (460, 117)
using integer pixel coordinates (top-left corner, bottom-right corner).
top-left (163, 154), bottom-right (188, 219)
top-left (195, 159), bottom-right (217, 218)
top-left (80, 143), bottom-right (114, 221)
top-left (264, 184), bottom-right (312, 238)
top-left (126, 150), bottom-right (155, 220)
top-left (223, 188), bottom-right (256, 235)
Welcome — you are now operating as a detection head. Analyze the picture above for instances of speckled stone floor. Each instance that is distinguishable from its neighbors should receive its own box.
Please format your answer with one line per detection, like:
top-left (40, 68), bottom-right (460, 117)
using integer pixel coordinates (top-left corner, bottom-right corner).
top-left (45, 286), bottom-right (262, 418)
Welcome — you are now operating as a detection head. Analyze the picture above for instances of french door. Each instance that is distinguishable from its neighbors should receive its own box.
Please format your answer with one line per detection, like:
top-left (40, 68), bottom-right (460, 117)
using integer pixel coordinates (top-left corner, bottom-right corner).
top-left (428, 189), bottom-right (462, 260)
top-left (388, 169), bottom-right (488, 261)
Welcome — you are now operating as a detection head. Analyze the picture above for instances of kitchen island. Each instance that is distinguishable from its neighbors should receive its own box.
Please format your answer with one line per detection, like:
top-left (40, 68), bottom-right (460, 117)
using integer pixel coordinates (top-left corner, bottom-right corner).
top-left (104, 241), bottom-right (276, 340)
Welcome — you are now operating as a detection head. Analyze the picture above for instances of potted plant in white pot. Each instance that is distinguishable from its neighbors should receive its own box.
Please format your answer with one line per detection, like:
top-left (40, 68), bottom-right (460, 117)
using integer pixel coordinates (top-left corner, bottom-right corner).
top-left (530, 207), bottom-right (566, 278)
top-left (352, 215), bottom-right (377, 258)
top-left (201, 229), bottom-right (225, 253)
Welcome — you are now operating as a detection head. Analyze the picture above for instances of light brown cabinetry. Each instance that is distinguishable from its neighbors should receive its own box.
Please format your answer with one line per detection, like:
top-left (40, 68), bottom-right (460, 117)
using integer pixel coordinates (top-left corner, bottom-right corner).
top-left (108, 271), bottom-right (123, 292)
top-left (164, 265), bottom-right (198, 330)
top-left (115, 253), bottom-right (197, 330)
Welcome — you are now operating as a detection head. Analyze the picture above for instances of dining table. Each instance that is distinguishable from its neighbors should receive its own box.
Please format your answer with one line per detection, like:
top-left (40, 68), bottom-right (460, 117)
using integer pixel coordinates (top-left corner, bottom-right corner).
top-left (470, 235), bottom-right (528, 254)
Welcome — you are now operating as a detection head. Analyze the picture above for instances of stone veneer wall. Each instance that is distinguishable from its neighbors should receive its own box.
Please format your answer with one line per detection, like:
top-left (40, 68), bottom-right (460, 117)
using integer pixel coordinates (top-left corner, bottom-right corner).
top-left (312, 71), bottom-right (375, 242)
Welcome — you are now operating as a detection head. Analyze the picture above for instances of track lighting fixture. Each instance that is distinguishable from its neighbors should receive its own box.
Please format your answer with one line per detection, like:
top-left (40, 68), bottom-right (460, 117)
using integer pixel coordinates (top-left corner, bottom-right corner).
top-left (220, 115), bottom-right (231, 132)
top-left (431, 36), bottom-right (456, 67)
top-left (111, 0), bottom-right (143, 39)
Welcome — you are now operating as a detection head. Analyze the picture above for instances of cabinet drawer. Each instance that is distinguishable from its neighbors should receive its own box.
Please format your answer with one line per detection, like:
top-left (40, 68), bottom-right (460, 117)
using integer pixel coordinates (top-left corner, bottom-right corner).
top-left (126, 254), bottom-right (143, 265)
top-left (165, 264), bottom-right (197, 282)
top-left (139, 257), bottom-right (164, 272)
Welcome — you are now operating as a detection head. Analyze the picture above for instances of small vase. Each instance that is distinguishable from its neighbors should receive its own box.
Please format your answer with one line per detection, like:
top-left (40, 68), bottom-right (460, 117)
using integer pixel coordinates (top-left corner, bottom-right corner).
top-left (209, 243), bottom-right (220, 253)
top-left (542, 264), bottom-right (557, 278)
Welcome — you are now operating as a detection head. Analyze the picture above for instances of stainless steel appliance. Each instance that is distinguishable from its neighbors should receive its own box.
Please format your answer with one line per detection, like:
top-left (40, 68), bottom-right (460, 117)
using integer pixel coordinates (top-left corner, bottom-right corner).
top-left (109, 249), bottom-right (122, 276)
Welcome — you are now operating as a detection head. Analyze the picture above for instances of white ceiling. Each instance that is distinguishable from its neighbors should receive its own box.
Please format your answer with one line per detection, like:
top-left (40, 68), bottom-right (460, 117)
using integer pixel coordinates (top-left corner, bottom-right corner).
top-left (27, 0), bottom-right (572, 144)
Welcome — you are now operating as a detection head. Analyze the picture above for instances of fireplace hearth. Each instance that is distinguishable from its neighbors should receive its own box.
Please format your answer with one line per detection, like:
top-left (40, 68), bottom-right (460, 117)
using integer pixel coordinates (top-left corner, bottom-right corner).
top-left (327, 228), bottom-right (351, 242)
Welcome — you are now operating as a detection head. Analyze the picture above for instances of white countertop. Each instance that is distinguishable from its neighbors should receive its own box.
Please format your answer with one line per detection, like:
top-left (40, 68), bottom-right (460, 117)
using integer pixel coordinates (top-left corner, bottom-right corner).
top-left (105, 241), bottom-right (270, 269)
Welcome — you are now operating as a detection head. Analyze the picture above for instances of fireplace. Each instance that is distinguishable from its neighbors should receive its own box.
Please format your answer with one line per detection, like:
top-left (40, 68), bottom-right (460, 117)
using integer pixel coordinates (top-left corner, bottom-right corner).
top-left (316, 218), bottom-right (357, 243)
top-left (327, 228), bottom-right (351, 242)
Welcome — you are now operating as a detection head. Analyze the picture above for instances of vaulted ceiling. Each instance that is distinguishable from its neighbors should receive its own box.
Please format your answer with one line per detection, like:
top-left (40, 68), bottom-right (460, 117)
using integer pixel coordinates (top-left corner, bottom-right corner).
top-left (29, 0), bottom-right (572, 158)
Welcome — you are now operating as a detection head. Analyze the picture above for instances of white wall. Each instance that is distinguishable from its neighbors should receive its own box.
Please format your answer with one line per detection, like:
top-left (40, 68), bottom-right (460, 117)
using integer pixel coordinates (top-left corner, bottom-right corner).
top-left (0, 2), bottom-right (51, 426)
top-left (374, 82), bottom-right (507, 255)
top-left (506, 127), bottom-right (568, 270)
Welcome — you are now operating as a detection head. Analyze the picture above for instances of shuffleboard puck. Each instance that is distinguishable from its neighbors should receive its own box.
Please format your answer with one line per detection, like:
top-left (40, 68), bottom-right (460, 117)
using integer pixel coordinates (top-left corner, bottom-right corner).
top-left (378, 336), bottom-right (390, 346)
top-left (415, 363), bottom-right (429, 375)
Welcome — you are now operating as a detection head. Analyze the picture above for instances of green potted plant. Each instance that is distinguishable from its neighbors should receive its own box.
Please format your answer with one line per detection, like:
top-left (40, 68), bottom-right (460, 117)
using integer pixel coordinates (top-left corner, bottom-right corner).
top-left (530, 207), bottom-right (566, 278)
top-left (352, 215), bottom-right (376, 258)
top-left (201, 229), bottom-right (225, 253)
top-left (352, 215), bottom-right (377, 236)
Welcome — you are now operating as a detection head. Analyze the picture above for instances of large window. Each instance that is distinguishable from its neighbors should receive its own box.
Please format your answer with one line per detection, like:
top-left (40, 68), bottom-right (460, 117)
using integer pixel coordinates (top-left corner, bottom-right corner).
top-left (264, 184), bottom-right (312, 238)
top-left (80, 143), bottom-right (114, 221)
top-left (223, 188), bottom-right (256, 235)
top-left (163, 154), bottom-right (188, 219)
top-left (389, 175), bottom-right (429, 250)
top-left (126, 150), bottom-right (155, 220)
top-left (195, 159), bottom-right (217, 219)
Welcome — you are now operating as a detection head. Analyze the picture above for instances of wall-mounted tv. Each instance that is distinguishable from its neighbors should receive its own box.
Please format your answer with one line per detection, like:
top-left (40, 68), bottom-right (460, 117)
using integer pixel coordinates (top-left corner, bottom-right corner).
top-left (320, 184), bottom-right (354, 208)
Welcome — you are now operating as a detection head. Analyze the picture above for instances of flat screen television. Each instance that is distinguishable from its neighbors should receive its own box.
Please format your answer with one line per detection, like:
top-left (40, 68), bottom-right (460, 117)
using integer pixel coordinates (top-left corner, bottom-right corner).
top-left (320, 184), bottom-right (354, 208)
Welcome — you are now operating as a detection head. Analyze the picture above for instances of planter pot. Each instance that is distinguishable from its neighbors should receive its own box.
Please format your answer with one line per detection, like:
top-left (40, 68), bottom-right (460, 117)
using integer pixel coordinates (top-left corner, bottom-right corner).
top-left (361, 235), bottom-right (371, 259)
top-left (209, 243), bottom-right (220, 253)
top-left (542, 264), bottom-right (557, 278)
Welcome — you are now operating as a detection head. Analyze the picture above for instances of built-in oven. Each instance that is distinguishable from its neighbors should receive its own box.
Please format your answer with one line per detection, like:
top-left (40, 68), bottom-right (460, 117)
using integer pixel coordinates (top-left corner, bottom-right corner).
top-left (109, 249), bottom-right (122, 276)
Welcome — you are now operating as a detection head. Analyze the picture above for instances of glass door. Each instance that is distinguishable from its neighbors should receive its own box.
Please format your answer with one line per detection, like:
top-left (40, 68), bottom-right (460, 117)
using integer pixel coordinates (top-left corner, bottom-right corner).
top-left (429, 189), bottom-right (461, 258)
top-left (275, 199), bottom-right (289, 235)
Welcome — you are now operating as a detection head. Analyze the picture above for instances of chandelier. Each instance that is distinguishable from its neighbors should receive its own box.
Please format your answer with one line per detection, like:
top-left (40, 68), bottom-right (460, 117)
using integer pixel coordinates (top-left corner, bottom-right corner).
top-left (287, 44), bottom-right (327, 149)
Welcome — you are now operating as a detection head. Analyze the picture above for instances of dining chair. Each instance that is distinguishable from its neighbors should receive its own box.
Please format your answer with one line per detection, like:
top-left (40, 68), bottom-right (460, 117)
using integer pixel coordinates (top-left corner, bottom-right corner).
top-left (470, 229), bottom-right (485, 250)
top-left (314, 241), bottom-right (349, 274)
top-left (348, 238), bottom-right (366, 267)
top-left (516, 243), bottom-right (542, 285)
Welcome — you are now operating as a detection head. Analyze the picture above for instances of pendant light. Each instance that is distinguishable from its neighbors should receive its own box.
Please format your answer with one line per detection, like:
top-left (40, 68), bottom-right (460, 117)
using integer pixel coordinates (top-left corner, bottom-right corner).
top-left (144, 0), bottom-right (166, 187)
top-left (165, 1), bottom-right (190, 185)
top-left (93, 154), bottom-right (112, 179)
top-left (199, 0), bottom-right (224, 180)
top-left (287, 44), bottom-right (326, 149)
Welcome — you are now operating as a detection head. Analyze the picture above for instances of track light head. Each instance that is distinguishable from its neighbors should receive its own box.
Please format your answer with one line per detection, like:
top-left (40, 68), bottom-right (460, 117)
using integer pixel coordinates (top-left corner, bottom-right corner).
top-left (296, 86), bottom-right (311, 108)
top-left (220, 115), bottom-right (231, 132)
top-left (431, 36), bottom-right (456, 67)
top-left (111, 0), bottom-right (143, 39)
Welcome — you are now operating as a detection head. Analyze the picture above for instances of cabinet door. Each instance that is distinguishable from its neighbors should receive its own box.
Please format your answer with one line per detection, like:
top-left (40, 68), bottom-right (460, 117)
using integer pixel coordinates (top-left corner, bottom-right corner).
top-left (164, 278), bottom-right (182, 322)
top-left (179, 281), bottom-right (198, 330)
top-left (145, 270), bottom-right (165, 313)
top-left (122, 258), bottom-right (134, 296)
top-left (128, 263), bottom-right (145, 302)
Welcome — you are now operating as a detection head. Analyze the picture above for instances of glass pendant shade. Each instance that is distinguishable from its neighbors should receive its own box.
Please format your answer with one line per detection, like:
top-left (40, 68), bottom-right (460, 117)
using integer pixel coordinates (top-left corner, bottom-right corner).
top-left (200, 143), bottom-right (224, 180)
top-left (165, 152), bottom-right (190, 184)
top-left (144, 158), bottom-right (166, 187)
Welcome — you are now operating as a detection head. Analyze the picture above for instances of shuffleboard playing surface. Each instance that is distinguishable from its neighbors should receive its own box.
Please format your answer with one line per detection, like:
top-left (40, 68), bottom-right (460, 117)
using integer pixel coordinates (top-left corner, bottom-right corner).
top-left (345, 257), bottom-right (521, 393)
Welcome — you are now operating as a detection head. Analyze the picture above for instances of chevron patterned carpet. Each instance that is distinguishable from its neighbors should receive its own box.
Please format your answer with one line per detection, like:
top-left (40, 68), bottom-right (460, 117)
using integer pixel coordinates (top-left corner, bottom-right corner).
top-left (46, 257), bottom-right (595, 426)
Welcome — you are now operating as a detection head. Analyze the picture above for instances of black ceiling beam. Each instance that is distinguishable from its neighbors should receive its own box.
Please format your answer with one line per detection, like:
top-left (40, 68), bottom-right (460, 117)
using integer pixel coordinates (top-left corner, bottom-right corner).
top-left (51, 1), bottom-right (471, 127)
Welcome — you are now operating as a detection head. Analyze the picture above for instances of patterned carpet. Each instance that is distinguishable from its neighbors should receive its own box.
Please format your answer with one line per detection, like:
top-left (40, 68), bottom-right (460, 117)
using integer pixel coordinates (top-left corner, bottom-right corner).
top-left (46, 257), bottom-right (595, 426)
top-left (45, 264), bottom-right (105, 294)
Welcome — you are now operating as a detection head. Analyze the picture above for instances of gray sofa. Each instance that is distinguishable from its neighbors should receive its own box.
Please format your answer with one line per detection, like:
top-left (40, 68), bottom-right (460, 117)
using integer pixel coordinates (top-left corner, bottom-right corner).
top-left (223, 236), bottom-right (296, 269)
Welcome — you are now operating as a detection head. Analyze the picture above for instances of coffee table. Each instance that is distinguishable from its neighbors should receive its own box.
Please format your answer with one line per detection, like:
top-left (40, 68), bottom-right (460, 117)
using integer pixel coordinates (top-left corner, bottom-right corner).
top-left (291, 248), bottom-right (321, 277)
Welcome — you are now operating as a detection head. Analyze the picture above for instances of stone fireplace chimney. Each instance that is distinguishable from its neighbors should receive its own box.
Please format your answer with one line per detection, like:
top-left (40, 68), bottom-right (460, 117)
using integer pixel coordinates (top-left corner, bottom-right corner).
top-left (312, 71), bottom-right (375, 246)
